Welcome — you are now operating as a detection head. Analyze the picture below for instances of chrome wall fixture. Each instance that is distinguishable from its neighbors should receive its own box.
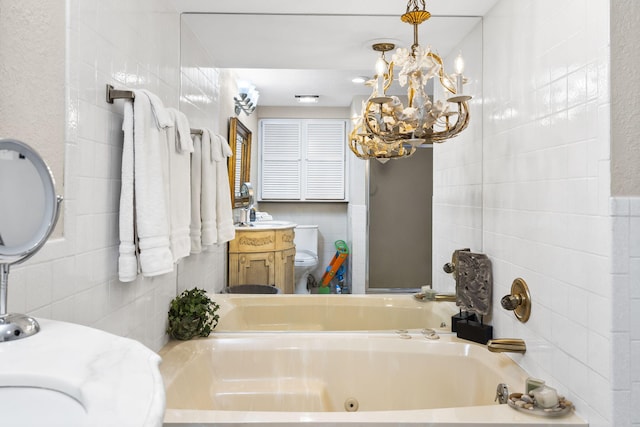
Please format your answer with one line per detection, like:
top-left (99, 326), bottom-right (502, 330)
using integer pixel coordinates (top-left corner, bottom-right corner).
top-left (234, 82), bottom-right (259, 116)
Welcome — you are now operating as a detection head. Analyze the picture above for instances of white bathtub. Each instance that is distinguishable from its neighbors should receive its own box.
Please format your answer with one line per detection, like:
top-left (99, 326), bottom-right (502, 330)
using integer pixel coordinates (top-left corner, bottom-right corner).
top-left (213, 294), bottom-right (459, 332)
top-left (159, 331), bottom-right (587, 426)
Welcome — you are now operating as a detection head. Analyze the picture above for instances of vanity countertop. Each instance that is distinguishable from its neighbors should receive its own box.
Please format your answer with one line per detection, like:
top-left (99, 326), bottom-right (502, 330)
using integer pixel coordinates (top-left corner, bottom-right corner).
top-left (235, 220), bottom-right (296, 231)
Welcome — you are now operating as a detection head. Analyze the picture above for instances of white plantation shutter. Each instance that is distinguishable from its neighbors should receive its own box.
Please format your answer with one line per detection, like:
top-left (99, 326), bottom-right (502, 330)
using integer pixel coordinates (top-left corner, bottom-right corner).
top-left (260, 119), bottom-right (346, 201)
top-left (260, 121), bottom-right (302, 199)
top-left (305, 121), bottom-right (345, 199)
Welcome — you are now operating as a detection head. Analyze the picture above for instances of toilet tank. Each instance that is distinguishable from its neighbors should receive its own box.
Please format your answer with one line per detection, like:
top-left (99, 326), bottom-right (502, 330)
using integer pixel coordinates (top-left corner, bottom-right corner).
top-left (294, 225), bottom-right (318, 254)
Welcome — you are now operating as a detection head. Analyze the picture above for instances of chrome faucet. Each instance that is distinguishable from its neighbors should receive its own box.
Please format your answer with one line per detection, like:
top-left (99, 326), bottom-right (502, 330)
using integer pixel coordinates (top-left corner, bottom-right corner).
top-left (487, 338), bottom-right (526, 354)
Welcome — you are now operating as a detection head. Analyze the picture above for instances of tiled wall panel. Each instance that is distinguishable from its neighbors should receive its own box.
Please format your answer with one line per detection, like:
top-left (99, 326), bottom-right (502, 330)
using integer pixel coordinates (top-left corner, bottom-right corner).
top-left (613, 197), bottom-right (640, 426)
top-left (432, 22), bottom-right (484, 294)
top-left (9, 0), bottom-right (229, 352)
top-left (481, 1), bottom-right (612, 425)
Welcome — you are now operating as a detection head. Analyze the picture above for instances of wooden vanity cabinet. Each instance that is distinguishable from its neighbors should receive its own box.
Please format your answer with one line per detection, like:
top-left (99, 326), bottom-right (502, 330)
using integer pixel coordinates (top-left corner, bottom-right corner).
top-left (228, 226), bottom-right (295, 294)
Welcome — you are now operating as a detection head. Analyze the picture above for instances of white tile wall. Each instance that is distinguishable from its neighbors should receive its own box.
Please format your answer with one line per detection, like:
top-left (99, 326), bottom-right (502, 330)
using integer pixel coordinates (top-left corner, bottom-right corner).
top-left (7, 0), bottom-right (231, 352)
top-left (617, 197), bottom-right (640, 427)
top-left (432, 21), bottom-right (484, 294)
top-left (347, 204), bottom-right (368, 294)
top-left (479, 1), bottom-right (614, 426)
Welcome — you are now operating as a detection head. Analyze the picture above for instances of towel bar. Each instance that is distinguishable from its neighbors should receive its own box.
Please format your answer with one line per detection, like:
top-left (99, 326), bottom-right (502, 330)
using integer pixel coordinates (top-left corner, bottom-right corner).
top-left (106, 84), bottom-right (203, 137)
top-left (106, 84), bottom-right (134, 103)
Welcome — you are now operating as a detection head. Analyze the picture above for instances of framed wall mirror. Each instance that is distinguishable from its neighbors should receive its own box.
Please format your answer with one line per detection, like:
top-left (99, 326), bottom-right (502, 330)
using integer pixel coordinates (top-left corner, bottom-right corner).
top-left (228, 117), bottom-right (252, 208)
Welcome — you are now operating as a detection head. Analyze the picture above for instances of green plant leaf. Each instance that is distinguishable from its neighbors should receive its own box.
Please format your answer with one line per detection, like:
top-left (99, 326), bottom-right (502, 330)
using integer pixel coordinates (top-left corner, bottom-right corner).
top-left (166, 287), bottom-right (219, 340)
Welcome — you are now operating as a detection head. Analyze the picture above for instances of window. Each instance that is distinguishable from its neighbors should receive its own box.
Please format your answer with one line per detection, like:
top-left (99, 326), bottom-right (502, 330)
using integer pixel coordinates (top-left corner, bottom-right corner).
top-left (259, 119), bottom-right (347, 201)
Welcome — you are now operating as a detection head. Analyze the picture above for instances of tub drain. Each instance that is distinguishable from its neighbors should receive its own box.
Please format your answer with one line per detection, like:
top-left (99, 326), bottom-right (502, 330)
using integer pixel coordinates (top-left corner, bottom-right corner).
top-left (344, 397), bottom-right (359, 412)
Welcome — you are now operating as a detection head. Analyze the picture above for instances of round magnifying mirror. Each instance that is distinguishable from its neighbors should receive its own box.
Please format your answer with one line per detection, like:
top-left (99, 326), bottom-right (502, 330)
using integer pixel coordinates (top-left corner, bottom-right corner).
top-left (0, 138), bottom-right (63, 341)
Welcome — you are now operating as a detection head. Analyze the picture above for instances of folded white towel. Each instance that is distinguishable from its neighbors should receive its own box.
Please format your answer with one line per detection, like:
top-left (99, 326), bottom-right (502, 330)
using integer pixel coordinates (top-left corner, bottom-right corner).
top-left (200, 129), bottom-right (218, 247)
top-left (190, 133), bottom-right (203, 254)
top-left (212, 133), bottom-right (235, 245)
top-left (165, 108), bottom-right (193, 262)
top-left (141, 90), bottom-right (173, 130)
top-left (118, 99), bottom-right (138, 282)
top-left (133, 90), bottom-right (174, 277)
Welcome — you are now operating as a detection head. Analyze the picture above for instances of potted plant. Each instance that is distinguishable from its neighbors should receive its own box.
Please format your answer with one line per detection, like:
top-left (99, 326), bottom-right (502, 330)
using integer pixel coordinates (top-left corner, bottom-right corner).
top-left (166, 288), bottom-right (219, 340)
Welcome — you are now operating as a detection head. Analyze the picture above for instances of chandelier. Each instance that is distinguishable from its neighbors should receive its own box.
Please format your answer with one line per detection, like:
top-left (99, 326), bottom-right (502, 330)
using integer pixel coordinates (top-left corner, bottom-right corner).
top-left (349, 0), bottom-right (472, 163)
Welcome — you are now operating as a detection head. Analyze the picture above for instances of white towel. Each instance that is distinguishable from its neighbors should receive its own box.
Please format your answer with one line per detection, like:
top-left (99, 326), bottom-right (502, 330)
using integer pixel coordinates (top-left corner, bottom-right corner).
top-left (118, 99), bottom-right (138, 282)
top-left (190, 134), bottom-right (203, 254)
top-left (200, 129), bottom-right (218, 247)
top-left (212, 133), bottom-right (236, 244)
top-left (165, 108), bottom-right (194, 262)
top-left (171, 109), bottom-right (194, 153)
top-left (133, 90), bottom-right (174, 277)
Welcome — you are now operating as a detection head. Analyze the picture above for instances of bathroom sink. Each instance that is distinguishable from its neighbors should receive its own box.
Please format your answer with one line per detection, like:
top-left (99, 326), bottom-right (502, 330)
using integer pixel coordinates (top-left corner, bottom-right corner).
top-left (0, 318), bottom-right (165, 426)
top-left (237, 220), bottom-right (296, 230)
top-left (0, 386), bottom-right (86, 425)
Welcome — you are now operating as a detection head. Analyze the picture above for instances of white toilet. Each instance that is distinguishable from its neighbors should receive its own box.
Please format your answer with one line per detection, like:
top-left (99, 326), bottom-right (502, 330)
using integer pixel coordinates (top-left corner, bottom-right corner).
top-left (294, 225), bottom-right (319, 294)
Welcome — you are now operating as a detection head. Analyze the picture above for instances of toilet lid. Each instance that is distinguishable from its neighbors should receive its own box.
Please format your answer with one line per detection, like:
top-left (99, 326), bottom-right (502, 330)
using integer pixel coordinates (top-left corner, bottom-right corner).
top-left (295, 249), bottom-right (317, 266)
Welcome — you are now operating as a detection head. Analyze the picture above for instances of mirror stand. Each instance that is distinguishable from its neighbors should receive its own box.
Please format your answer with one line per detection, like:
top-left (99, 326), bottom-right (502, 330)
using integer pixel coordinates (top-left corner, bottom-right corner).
top-left (0, 138), bottom-right (62, 343)
top-left (0, 264), bottom-right (40, 341)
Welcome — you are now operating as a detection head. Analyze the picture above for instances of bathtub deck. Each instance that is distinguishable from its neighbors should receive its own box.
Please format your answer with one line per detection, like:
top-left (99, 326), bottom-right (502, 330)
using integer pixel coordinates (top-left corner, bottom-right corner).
top-left (163, 404), bottom-right (588, 426)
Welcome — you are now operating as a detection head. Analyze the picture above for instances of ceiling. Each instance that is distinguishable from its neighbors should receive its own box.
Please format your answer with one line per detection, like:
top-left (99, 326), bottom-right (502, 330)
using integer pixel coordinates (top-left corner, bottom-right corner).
top-left (175, 0), bottom-right (499, 108)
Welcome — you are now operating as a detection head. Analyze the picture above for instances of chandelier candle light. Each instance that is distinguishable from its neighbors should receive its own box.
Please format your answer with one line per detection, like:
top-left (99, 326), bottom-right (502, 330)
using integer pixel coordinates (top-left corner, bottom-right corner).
top-left (349, 0), bottom-right (472, 163)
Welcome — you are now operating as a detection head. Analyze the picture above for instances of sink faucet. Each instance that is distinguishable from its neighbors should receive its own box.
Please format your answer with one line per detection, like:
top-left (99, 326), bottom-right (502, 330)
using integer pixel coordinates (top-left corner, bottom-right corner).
top-left (487, 338), bottom-right (526, 354)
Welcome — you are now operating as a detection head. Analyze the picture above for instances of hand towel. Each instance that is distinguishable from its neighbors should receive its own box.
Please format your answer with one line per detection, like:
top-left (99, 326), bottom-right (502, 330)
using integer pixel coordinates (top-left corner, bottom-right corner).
top-left (165, 108), bottom-right (194, 262)
top-left (200, 129), bottom-right (218, 247)
top-left (132, 90), bottom-right (174, 277)
top-left (190, 133), bottom-right (203, 254)
top-left (172, 109), bottom-right (194, 153)
top-left (212, 133), bottom-right (236, 244)
top-left (118, 99), bottom-right (138, 282)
